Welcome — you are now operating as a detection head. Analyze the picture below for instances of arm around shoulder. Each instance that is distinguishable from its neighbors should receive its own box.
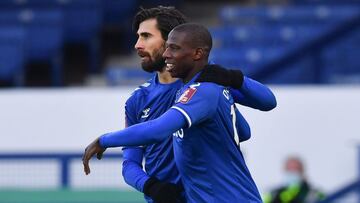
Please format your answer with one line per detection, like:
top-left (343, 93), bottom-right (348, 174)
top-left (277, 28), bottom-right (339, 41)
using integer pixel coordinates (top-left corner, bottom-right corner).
top-left (232, 77), bottom-right (277, 111)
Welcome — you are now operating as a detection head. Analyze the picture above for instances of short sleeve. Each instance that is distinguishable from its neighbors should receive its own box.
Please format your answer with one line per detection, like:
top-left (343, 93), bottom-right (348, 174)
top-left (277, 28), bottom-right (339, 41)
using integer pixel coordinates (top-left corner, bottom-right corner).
top-left (171, 83), bottom-right (220, 128)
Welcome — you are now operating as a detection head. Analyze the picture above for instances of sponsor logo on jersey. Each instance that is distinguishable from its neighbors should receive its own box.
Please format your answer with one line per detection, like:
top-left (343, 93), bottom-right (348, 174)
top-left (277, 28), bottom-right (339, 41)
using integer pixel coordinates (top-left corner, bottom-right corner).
top-left (223, 89), bottom-right (230, 100)
top-left (141, 108), bottom-right (150, 118)
top-left (178, 87), bottom-right (197, 104)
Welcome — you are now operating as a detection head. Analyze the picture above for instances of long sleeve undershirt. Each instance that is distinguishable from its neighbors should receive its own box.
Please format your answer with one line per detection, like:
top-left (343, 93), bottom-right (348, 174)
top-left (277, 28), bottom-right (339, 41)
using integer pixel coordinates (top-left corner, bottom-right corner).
top-left (231, 76), bottom-right (277, 111)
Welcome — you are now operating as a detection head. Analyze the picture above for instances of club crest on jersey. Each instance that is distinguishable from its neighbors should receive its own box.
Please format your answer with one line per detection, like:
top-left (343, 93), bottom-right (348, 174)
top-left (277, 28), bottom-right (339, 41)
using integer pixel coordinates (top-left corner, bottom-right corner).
top-left (177, 87), bottom-right (197, 104)
top-left (141, 108), bottom-right (150, 118)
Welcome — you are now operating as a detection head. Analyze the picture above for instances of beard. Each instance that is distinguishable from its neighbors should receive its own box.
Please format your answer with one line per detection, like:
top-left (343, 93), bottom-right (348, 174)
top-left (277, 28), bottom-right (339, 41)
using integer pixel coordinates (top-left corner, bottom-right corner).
top-left (140, 47), bottom-right (166, 73)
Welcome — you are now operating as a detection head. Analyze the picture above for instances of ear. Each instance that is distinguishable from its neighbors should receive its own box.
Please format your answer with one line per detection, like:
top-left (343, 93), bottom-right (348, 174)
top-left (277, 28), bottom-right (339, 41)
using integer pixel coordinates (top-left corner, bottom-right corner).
top-left (193, 48), bottom-right (204, 61)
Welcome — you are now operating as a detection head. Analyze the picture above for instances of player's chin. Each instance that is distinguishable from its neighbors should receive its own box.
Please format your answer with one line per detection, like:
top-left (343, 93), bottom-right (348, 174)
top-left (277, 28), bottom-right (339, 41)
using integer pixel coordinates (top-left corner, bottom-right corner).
top-left (141, 64), bottom-right (158, 73)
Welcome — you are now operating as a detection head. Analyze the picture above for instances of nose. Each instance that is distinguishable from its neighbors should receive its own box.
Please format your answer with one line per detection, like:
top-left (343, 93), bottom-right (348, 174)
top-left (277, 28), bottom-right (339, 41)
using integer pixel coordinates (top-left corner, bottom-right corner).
top-left (134, 38), bottom-right (143, 50)
top-left (162, 47), bottom-right (170, 59)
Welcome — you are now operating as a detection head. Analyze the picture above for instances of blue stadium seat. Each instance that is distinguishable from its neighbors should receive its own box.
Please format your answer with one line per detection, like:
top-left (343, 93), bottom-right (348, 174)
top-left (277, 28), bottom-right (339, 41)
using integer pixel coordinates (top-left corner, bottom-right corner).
top-left (290, 0), bottom-right (360, 5)
top-left (210, 24), bottom-right (326, 48)
top-left (57, 0), bottom-right (103, 73)
top-left (211, 47), bottom-right (316, 84)
top-left (106, 66), bottom-right (152, 86)
top-left (57, 0), bottom-right (102, 42)
top-left (0, 0), bottom-right (103, 73)
top-left (0, 26), bottom-right (26, 86)
top-left (0, 9), bottom-right (64, 86)
top-left (102, 0), bottom-right (138, 26)
top-left (322, 26), bottom-right (360, 83)
top-left (217, 4), bottom-right (360, 84)
top-left (0, 0), bottom-right (102, 41)
top-left (264, 56), bottom-right (317, 84)
top-left (209, 46), bottom-right (286, 76)
top-left (0, 0), bottom-right (56, 7)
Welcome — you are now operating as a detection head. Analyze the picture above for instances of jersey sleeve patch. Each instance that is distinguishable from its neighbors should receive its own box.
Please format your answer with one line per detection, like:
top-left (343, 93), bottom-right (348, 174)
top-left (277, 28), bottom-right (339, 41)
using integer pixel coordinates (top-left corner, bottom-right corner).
top-left (178, 87), bottom-right (197, 104)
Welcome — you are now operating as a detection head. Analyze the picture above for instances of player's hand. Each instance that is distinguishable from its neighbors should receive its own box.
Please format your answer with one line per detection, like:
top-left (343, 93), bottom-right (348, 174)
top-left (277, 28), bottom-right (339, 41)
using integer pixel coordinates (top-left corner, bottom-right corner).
top-left (143, 177), bottom-right (184, 203)
top-left (82, 137), bottom-right (106, 175)
top-left (196, 64), bottom-right (244, 89)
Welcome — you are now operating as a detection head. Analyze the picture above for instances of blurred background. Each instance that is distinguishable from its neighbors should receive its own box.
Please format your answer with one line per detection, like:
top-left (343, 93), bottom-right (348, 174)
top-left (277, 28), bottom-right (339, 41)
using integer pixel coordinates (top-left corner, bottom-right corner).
top-left (0, 0), bottom-right (359, 202)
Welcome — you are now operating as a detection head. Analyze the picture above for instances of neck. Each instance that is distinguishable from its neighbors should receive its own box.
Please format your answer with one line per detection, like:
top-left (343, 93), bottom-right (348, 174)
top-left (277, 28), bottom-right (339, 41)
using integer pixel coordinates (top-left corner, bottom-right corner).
top-left (157, 67), bottom-right (178, 84)
top-left (182, 61), bottom-right (208, 84)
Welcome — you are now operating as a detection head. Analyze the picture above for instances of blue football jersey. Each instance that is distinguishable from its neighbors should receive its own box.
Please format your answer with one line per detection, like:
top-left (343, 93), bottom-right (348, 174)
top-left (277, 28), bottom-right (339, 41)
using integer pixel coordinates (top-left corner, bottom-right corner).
top-left (124, 74), bottom-right (183, 190)
top-left (171, 76), bottom-right (262, 203)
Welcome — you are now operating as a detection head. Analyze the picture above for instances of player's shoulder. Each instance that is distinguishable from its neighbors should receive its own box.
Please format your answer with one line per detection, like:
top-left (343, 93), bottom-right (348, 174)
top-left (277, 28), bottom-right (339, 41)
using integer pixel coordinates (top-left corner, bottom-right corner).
top-left (194, 82), bottom-right (231, 102)
top-left (190, 82), bottom-right (224, 93)
top-left (126, 77), bottom-right (154, 104)
top-left (180, 82), bottom-right (223, 100)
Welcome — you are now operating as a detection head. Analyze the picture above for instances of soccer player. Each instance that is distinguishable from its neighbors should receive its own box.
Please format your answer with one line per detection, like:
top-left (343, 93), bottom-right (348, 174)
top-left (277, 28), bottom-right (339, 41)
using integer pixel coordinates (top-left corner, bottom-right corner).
top-left (83, 23), bottom-right (271, 202)
top-left (121, 6), bottom-right (276, 203)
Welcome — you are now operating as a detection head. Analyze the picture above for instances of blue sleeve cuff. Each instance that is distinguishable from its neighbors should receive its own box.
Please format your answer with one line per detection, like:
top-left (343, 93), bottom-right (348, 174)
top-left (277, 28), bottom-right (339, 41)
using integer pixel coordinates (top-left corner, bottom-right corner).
top-left (99, 134), bottom-right (107, 148)
top-left (231, 76), bottom-right (277, 111)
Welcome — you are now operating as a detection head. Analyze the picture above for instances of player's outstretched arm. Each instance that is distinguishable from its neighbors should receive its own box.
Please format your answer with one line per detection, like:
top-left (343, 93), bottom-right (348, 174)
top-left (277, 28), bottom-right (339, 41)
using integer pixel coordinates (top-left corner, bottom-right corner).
top-left (82, 109), bottom-right (186, 175)
top-left (100, 109), bottom-right (186, 147)
top-left (196, 64), bottom-right (276, 111)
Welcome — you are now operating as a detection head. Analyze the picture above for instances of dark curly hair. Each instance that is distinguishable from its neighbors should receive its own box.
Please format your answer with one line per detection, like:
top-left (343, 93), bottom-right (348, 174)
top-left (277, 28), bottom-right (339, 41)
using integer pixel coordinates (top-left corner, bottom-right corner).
top-left (132, 6), bottom-right (188, 40)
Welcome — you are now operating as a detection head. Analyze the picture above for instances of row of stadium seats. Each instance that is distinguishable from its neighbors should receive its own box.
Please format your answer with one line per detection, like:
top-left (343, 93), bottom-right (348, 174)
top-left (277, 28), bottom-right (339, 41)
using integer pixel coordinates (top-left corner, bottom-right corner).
top-left (0, 9), bottom-right (64, 86)
top-left (207, 4), bottom-right (360, 84)
top-left (219, 5), bottom-right (360, 25)
top-left (0, 0), bottom-right (183, 27)
top-left (290, 0), bottom-right (360, 5)
top-left (0, 0), bottom-right (101, 86)
top-left (0, 0), bottom-right (183, 86)
top-left (210, 24), bottom-right (328, 47)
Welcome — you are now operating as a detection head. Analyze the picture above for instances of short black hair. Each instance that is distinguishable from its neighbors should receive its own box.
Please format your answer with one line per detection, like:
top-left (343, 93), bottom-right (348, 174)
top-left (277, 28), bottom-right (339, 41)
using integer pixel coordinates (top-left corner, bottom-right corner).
top-left (172, 23), bottom-right (213, 56)
top-left (132, 6), bottom-right (188, 40)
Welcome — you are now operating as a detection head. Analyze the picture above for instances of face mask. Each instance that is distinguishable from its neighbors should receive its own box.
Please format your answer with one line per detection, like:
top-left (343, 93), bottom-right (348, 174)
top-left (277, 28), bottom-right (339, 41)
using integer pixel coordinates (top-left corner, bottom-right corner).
top-left (284, 171), bottom-right (302, 186)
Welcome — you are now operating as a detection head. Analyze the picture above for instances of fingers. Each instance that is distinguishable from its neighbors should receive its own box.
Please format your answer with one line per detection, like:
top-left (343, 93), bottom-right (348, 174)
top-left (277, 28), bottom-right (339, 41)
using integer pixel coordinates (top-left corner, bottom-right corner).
top-left (82, 137), bottom-right (105, 175)
top-left (83, 159), bottom-right (90, 175)
top-left (82, 147), bottom-right (92, 175)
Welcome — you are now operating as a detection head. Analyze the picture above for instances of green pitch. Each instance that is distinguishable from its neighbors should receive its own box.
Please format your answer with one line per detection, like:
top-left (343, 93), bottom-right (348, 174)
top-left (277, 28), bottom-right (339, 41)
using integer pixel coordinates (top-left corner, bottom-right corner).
top-left (0, 189), bottom-right (145, 203)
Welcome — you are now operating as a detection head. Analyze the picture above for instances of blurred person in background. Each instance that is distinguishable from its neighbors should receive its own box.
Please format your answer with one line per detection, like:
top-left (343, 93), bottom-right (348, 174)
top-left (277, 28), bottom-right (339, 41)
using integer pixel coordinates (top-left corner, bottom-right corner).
top-left (85, 6), bottom-right (276, 203)
top-left (263, 156), bottom-right (325, 203)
